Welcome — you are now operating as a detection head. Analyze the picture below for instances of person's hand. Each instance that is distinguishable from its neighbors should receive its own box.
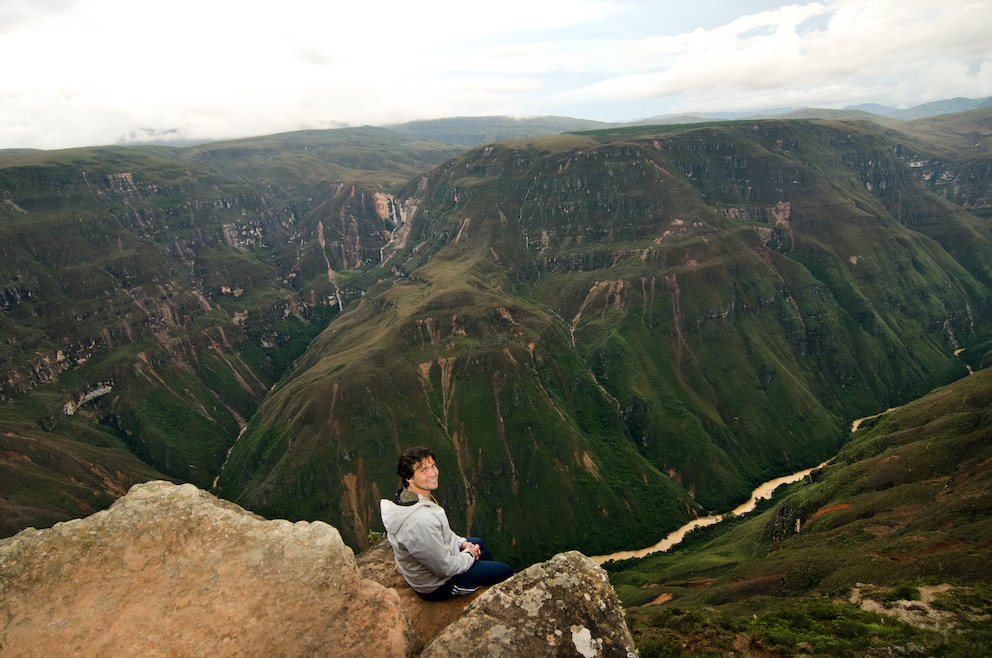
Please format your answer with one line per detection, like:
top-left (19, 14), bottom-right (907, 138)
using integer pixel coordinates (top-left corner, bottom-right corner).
top-left (461, 541), bottom-right (481, 560)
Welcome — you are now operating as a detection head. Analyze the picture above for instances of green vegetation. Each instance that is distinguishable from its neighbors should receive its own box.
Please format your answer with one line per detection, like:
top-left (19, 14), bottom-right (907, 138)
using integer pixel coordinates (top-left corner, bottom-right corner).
top-left (0, 126), bottom-right (459, 537)
top-left (209, 113), bottom-right (992, 566)
top-left (2, 112), bottom-right (992, 654)
top-left (0, 417), bottom-right (169, 537)
top-left (609, 368), bottom-right (992, 656)
top-left (2, 111), bottom-right (992, 597)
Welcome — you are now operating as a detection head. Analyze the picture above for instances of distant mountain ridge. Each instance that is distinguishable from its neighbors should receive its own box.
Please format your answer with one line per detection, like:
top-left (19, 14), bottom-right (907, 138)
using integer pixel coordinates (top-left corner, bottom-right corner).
top-left (629, 96), bottom-right (992, 130)
top-left (386, 115), bottom-right (613, 147)
top-left (846, 96), bottom-right (992, 120)
top-left (82, 95), bottom-right (992, 150)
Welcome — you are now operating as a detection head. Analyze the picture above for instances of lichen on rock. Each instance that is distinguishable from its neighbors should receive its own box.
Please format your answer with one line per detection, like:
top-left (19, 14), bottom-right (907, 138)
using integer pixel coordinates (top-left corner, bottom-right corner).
top-left (420, 550), bottom-right (637, 657)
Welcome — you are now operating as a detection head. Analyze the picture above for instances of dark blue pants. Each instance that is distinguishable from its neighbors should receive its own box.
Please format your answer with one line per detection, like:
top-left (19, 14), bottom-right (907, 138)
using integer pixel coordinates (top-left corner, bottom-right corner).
top-left (419, 537), bottom-right (513, 601)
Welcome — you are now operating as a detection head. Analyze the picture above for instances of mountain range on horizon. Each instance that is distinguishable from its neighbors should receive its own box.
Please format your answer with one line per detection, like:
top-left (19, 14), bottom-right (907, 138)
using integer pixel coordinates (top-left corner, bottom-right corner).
top-left (67, 95), bottom-right (990, 150)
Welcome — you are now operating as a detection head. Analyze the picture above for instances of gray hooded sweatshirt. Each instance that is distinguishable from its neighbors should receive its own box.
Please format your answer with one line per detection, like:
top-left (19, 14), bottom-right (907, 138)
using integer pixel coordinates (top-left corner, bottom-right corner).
top-left (379, 489), bottom-right (474, 594)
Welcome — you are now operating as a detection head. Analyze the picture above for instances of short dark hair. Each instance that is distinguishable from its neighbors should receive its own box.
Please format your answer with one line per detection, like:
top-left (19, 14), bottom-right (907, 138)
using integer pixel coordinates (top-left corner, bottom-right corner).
top-left (397, 446), bottom-right (436, 487)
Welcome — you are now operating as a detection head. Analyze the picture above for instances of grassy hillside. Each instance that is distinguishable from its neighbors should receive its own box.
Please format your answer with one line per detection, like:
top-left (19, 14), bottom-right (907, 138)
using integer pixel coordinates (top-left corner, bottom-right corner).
top-left (610, 367), bottom-right (992, 657)
top-left (0, 413), bottom-right (171, 537)
top-left (216, 117), bottom-right (992, 566)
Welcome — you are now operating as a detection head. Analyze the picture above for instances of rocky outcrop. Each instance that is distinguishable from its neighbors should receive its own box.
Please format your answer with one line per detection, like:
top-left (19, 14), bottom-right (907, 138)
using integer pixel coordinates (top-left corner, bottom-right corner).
top-left (0, 481), bottom-right (420, 657)
top-left (359, 541), bottom-right (639, 657)
top-left (357, 540), bottom-right (482, 647)
top-left (420, 551), bottom-right (637, 658)
top-left (1, 481), bottom-right (637, 657)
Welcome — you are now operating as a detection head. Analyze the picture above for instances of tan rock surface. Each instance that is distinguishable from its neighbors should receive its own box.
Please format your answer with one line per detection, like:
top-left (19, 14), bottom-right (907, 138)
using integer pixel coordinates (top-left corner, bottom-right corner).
top-left (420, 550), bottom-right (637, 658)
top-left (1, 482), bottom-right (638, 657)
top-left (0, 481), bottom-right (420, 657)
top-left (356, 540), bottom-right (481, 646)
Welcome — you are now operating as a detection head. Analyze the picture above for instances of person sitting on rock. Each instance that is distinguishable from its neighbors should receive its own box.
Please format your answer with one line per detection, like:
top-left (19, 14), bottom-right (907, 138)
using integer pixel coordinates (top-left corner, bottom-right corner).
top-left (379, 446), bottom-right (513, 600)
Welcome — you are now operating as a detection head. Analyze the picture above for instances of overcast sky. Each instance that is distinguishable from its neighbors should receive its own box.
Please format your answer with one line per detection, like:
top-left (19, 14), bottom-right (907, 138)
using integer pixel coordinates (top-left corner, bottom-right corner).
top-left (2, 0), bottom-right (990, 150)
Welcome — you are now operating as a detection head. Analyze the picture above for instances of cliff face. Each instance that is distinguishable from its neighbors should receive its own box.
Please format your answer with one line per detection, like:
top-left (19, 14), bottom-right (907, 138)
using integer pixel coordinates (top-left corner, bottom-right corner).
top-left (0, 152), bottom-right (401, 403)
top-left (0, 481), bottom-right (635, 657)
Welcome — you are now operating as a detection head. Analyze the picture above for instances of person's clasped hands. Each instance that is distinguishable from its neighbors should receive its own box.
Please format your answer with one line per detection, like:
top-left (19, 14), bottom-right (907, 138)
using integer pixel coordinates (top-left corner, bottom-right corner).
top-left (461, 541), bottom-right (481, 560)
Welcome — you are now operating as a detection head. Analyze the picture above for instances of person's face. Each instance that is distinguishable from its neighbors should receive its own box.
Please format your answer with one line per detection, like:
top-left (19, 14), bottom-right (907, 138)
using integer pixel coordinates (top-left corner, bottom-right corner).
top-left (407, 456), bottom-right (439, 496)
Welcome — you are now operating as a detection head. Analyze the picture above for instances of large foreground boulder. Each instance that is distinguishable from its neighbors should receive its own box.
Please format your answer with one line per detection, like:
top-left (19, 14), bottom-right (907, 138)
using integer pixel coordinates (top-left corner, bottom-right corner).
top-left (0, 481), bottom-right (420, 657)
top-left (1, 481), bottom-right (638, 657)
top-left (421, 551), bottom-right (638, 658)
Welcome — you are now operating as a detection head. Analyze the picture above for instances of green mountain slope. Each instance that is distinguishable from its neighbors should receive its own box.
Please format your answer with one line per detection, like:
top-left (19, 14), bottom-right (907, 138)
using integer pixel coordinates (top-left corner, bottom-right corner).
top-left (0, 128), bottom-right (460, 533)
top-left (611, 366), bottom-right (992, 656)
top-left (0, 420), bottom-right (169, 537)
top-left (885, 107), bottom-right (992, 219)
top-left (216, 118), bottom-right (992, 565)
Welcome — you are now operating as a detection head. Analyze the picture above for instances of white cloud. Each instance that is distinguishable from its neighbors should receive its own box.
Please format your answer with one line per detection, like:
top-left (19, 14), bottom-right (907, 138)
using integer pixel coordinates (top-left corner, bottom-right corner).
top-left (1, 0), bottom-right (990, 149)
top-left (559, 0), bottom-right (992, 114)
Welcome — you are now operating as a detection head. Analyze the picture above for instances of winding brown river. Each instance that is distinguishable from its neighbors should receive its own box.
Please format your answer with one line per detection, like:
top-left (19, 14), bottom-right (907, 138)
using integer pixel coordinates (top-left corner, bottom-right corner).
top-left (591, 409), bottom-right (895, 565)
